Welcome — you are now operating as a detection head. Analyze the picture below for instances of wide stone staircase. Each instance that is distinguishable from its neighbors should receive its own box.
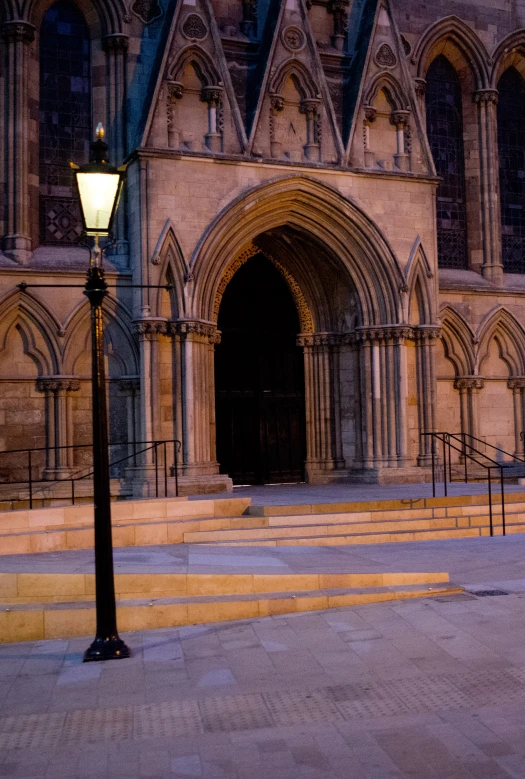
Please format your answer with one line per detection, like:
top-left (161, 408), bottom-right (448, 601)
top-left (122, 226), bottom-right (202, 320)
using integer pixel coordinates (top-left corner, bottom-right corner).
top-left (0, 491), bottom-right (515, 555)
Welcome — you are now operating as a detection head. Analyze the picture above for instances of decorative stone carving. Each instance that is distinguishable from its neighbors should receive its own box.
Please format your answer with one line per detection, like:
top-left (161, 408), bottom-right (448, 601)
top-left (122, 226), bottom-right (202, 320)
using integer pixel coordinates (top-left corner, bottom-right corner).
top-left (37, 378), bottom-right (80, 393)
top-left (102, 34), bottom-right (130, 53)
top-left (281, 26), bottom-right (306, 52)
top-left (130, 0), bottom-right (163, 24)
top-left (473, 89), bottom-right (499, 106)
top-left (240, 0), bottom-right (257, 37)
top-left (168, 320), bottom-right (220, 343)
top-left (167, 81), bottom-right (184, 101)
top-left (390, 110), bottom-right (410, 128)
top-left (212, 243), bottom-right (314, 332)
top-left (375, 43), bottom-right (397, 68)
top-left (297, 333), bottom-right (343, 347)
top-left (353, 325), bottom-right (417, 343)
top-left (201, 86), bottom-right (223, 107)
top-left (118, 378), bottom-right (140, 393)
top-left (414, 78), bottom-right (426, 98)
top-left (2, 21), bottom-right (35, 44)
top-left (182, 14), bottom-right (208, 41)
top-left (454, 377), bottom-right (484, 391)
top-left (327, 0), bottom-right (349, 51)
top-left (508, 378), bottom-right (525, 391)
top-left (133, 320), bottom-right (169, 336)
top-left (364, 106), bottom-right (377, 123)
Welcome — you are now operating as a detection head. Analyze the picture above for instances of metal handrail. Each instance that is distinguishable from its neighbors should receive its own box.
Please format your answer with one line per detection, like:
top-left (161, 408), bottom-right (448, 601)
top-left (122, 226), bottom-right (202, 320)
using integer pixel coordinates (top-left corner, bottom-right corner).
top-left (421, 431), bottom-right (525, 537)
top-left (0, 438), bottom-right (182, 508)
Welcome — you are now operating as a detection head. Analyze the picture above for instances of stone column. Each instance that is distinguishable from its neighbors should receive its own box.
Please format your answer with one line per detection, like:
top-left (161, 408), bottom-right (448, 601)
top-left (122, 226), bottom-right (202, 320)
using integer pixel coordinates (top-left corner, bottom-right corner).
top-left (454, 377), bottom-right (484, 453)
top-left (102, 33), bottom-right (129, 260)
top-left (37, 378), bottom-right (80, 479)
top-left (391, 110), bottom-right (410, 172)
top-left (118, 378), bottom-right (140, 463)
top-left (298, 333), bottom-right (346, 482)
top-left (300, 99), bottom-right (321, 162)
top-left (201, 86), bottom-right (223, 152)
top-left (475, 89), bottom-right (503, 284)
top-left (169, 320), bottom-right (228, 489)
top-left (363, 107), bottom-right (376, 168)
top-left (2, 20), bottom-right (35, 263)
top-left (415, 326), bottom-right (441, 466)
top-left (167, 81), bottom-right (183, 149)
top-left (134, 320), bottom-right (167, 460)
top-left (508, 378), bottom-right (525, 458)
top-left (327, 0), bottom-right (349, 51)
top-left (269, 95), bottom-right (284, 158)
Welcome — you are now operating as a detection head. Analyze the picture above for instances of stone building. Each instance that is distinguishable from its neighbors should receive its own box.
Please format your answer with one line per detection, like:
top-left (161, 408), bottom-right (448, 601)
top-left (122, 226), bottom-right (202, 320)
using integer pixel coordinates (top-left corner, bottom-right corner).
top-left (1, 0), bottom-right (525, 494)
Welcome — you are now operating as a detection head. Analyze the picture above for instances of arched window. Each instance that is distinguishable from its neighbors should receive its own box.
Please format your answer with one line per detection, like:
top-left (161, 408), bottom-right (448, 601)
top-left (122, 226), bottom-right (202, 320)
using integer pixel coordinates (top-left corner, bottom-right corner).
top-left (498, 68), bottom-right (525, 274)
top-left (426, 56), bottom-right (468, 269)
top-left (39, 1), bottom-right (91, 245)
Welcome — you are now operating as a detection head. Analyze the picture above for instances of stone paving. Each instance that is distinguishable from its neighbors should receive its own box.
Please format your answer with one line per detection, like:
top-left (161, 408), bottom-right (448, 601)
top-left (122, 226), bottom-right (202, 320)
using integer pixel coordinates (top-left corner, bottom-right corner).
top-left (3, 537), bottom-right (525, 776)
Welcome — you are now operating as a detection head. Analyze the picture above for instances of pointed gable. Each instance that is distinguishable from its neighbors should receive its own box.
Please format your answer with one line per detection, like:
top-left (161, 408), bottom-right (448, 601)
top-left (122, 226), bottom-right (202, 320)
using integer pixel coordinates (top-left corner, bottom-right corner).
top-left (249, 0), bottom-right (343, 164)
top-left (142, 0), bottom-right (247, 154)
top-left (346, 0), bottom-right (432, 173)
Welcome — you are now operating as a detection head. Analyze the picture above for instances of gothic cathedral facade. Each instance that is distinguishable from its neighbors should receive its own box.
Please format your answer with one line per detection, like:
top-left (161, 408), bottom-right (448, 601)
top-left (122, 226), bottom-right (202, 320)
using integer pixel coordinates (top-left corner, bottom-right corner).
top-left (1, 0), bottom-right (525, 494)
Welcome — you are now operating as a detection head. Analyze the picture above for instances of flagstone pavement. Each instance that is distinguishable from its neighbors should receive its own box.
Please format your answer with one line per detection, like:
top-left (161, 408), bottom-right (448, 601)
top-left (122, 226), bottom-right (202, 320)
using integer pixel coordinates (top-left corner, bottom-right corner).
top-left (4, 537), bottom-right (525, 777)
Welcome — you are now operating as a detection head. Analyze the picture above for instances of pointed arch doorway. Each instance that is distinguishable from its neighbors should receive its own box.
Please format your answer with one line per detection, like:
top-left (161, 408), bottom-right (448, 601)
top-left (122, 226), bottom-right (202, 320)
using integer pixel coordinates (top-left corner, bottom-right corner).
top-left (215, 254), bottom-right (306, 484)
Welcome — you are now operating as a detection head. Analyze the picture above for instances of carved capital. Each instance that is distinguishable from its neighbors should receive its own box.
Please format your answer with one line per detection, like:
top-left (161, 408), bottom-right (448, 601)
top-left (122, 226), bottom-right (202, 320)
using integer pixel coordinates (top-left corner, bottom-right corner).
top-left (270, 94), bottom-right (284, 113)
top-left (413, 326), bottom-right (442, 342)
top-left (167, 81), bottom-right (184, 101)
top-left (118, 378), bottom-right (140, 393)
top-left (474, 89), bottom-right (498, 106)
top-left (168, 320), bottom-right (219, 343)
top-left (454, 376), bottom-right (484, 391)
top-left (414, 78), bottom-right (426, 98)
top-left (364, 106), bottom-right (377, 123)
top-left (102, 34), bottom-right (130, 53)
top-left (297, 332), bottom-right (343, 348)
top-left (354, 325), bottom-right (416, 343)
top-left (37, 378), bottom-right (80, 393)
top-left (201, 86), bottom-right (223, 107)
top-left (300, 98), bottom-right (321, 119)
top-left (390, 110), bottom-right (410, 128)
top-left (2, 20), bottom-right (35, 44)
top-left (133, 319), bottom-right (168, 336)
top-left (508, 378), bottom-right (525, 391)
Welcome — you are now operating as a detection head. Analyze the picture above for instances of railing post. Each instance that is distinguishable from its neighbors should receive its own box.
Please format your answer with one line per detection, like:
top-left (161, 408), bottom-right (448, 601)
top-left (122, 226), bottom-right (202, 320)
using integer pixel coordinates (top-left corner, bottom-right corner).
top-left (174, 440), bottom-right (179, 498)
top-left (28, 449), bottom-right (32, 509)
top-left (164, 441), bottom-right (168, 498)
top-left (431, 437), bottom-right (436, 498)
top-left (463, 433), bottom-right (468, 483)
top-left (501, 467), bottom-right (506, 537)
top-left (72, 479), bottom-right (75, 506)
top-left (154, 442), bottom-right (159, 498)
top-left (448, 435), bottom-right (453, 484)
top-left (488, 467), bottom-right (493, 537)
top-left (442, 435), bottom-right (448, 497)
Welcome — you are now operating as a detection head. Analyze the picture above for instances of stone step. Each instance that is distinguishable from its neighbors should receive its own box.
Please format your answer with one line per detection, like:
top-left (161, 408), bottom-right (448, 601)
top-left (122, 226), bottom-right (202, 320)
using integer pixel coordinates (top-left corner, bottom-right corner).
top-left (0, 570), bottom-right (450, 603)
top-left (0, 582), bottom-right (462, 643)
top-left (198, 526), bottom-right (489, 546)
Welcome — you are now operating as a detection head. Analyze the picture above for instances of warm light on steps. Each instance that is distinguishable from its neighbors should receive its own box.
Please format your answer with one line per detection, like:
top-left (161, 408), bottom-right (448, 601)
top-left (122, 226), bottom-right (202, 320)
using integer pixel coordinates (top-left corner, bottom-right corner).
top-left (0, 576), bottom-right (462, 643)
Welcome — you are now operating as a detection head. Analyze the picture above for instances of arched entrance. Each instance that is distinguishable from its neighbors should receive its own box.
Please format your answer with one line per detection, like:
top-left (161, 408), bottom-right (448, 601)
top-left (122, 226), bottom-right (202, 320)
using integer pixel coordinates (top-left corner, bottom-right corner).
top-left (215, 254), bottom-right (306, 484)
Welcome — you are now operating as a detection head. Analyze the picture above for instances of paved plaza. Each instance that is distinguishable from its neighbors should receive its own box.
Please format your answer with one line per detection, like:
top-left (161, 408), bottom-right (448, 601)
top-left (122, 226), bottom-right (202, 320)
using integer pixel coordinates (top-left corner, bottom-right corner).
top-left (1, 534), bottom-right (525, 777)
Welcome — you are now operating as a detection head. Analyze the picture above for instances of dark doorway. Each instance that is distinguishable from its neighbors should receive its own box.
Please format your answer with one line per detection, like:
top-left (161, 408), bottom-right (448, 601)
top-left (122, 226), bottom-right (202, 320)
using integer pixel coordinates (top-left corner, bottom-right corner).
top-left (215, 254), bottom-right (306, 485)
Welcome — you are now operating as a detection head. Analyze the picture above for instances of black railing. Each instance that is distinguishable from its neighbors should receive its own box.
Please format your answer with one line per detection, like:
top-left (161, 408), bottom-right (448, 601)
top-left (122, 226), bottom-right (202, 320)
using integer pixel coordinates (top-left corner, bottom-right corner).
top-left (423, 431), bottom-right (525, 537)
top-left (0, 439), bottom-right (181, 509)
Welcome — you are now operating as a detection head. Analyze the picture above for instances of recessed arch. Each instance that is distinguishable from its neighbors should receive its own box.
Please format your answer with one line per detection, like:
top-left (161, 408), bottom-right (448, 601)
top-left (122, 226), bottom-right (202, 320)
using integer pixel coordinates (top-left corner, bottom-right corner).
top-left (269, 59), bottom-right (320, 101)
top-left (190, 176), bottom-right (406, 328)
top-left (439, 304), bottom-right (476, 376)
top-left (363, 71), bottom-right (410, 112)
top-left (491, 30), bottom-right (525, 86)
top-left (476, 307), bottom-right (525, 376)
top-left (413, 15), bottom-right (490, 89)
top-left (25, 0), bottom-right (126, 36)
top-left (167, 45), bottom-right (221, 87)
top-left (0, 290), bottom-right (61, 374)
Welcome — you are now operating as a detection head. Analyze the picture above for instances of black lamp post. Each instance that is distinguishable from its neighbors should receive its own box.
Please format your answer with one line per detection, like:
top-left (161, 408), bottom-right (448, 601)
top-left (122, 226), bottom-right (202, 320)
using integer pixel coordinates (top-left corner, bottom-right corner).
top-left (72, 124), bottom-right (130, 662)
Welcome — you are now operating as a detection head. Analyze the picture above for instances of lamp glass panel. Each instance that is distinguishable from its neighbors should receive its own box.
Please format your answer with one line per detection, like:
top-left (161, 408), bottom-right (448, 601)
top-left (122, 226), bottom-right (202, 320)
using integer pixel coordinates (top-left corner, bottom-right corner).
top-left (76, 172), bottom-right (120, 233)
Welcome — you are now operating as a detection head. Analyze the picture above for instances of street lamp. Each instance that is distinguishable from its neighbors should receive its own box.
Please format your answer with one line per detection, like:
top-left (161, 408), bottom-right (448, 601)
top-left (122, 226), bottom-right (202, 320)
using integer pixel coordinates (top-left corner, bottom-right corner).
top-left (72, 124), bottom-right (129, 662)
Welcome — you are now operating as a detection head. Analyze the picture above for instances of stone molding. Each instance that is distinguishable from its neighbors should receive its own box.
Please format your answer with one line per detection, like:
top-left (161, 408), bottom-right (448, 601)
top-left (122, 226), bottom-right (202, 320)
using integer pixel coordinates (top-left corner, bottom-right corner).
top-left (36, 378), bottom-right (80, 393)
top-left (297, 333), bottom-right (343, 348)
top-left (118, 378), bottom-right (140, 392)
top-left (454, 377), bottom-right (484, 391)
top-left (297, 325), bottom-right (442, 347)
top-left (390, 110), bottom-right (410, 128)
top-left (133, 319), bottom-right (169, 336)
top-left (508, 378), bottom-right (525, 391)
top-left (201, 86), bottom-right (223, 107)
top-left (102, 34), bottom-right (130, 53)
top-left (168, 320), bottom-right (221, 343)
top-left (2, 21), bottom-right (35, 44)
top-left (474, 89), bottom-right (499, 106)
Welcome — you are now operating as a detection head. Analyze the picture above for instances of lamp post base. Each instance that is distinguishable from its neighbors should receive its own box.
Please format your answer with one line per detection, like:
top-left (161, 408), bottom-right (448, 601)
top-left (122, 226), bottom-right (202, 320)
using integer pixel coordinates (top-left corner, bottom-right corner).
top-left (83, 635), bottom-right (131, 662)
